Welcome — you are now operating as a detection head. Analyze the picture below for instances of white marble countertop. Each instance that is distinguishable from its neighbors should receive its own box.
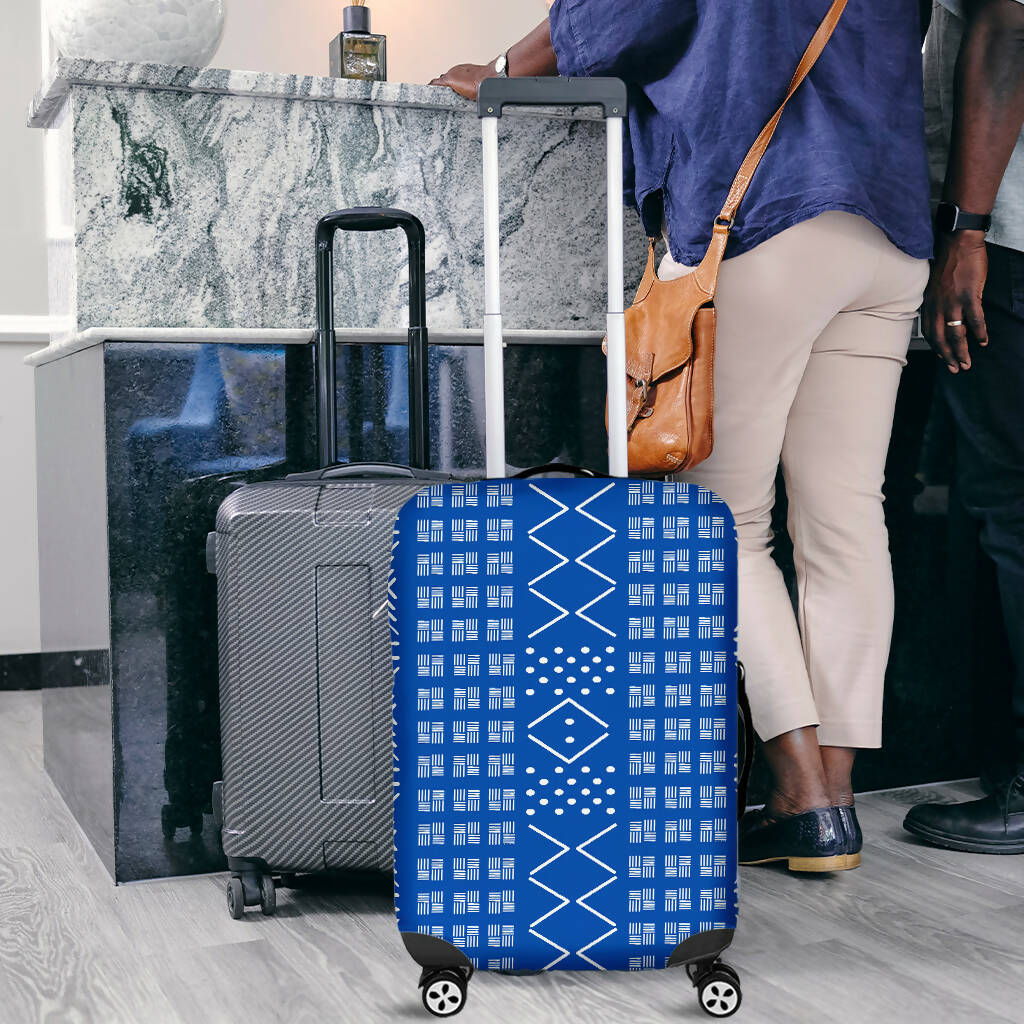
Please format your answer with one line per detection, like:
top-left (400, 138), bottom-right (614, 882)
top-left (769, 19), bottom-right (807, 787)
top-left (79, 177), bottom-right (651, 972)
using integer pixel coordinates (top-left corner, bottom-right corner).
top-left (24, 326), bottom-right (607, 367)
top-left (28, 57), bottom-right (606, 130)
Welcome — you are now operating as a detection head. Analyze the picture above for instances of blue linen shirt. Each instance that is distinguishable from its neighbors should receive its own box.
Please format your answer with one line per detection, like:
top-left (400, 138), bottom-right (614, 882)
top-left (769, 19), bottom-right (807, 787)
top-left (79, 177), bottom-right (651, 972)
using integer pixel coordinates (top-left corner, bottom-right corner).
top-left (549, 0), bottom-right (933, 265)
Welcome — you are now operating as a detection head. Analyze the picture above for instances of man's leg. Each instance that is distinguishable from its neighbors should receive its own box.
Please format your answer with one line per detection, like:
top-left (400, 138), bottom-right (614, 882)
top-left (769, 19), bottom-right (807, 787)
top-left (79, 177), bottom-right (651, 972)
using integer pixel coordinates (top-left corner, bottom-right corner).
top-left (905, 243), bottom-right (1024, 853)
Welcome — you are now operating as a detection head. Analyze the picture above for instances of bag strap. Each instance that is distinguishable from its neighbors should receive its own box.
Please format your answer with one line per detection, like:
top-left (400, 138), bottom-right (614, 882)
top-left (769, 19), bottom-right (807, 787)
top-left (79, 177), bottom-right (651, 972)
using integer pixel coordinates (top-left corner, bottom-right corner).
top-left (693, 0), bottom-right (848, 296)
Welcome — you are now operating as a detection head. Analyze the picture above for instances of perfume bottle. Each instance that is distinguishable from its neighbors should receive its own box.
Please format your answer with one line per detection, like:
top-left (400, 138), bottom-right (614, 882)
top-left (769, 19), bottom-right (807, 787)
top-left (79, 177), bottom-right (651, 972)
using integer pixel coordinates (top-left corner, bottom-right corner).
top-left (329, 2), bottom-right (387, 82)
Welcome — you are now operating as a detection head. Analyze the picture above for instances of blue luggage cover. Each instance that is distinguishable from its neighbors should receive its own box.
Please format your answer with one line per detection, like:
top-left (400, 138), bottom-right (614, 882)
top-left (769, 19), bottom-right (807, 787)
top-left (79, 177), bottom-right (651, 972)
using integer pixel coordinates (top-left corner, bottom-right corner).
top-left (390, 477), bottom-right (738, 972)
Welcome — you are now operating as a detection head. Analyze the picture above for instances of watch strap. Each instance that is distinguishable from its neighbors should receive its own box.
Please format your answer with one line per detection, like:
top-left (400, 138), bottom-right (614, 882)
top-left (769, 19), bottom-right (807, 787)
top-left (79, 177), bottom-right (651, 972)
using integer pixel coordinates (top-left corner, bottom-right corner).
top-left (938, 202), bottom-right (992, 233)
top-left (954, 209), bottom-right (992, 232)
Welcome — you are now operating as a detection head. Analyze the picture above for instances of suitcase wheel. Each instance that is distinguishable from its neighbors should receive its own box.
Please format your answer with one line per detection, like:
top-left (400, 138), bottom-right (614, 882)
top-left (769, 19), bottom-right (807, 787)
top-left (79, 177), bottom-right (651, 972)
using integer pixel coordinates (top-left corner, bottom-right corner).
top-left (258, 874), bottom-right (277, 916)
top-left (420, 969), bottom-right (468, 1018)
top-left (694, 962), bottom-right (742, 1019)
top-left (225, 870), bottom-right (275, 919)
top-left (226, 877), bottom-right (244, 920)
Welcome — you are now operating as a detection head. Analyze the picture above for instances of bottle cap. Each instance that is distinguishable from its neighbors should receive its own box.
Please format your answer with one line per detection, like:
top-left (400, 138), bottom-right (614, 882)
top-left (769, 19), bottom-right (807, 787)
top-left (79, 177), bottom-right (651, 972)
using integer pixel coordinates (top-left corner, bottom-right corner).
top-left (343, 5), bottom-right (371, 33)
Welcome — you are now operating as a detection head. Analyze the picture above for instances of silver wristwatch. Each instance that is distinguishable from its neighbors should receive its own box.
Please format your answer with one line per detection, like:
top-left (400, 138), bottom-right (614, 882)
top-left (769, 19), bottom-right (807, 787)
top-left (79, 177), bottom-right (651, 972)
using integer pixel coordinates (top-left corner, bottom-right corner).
top-left (494, 52), bottom-right (509, 78)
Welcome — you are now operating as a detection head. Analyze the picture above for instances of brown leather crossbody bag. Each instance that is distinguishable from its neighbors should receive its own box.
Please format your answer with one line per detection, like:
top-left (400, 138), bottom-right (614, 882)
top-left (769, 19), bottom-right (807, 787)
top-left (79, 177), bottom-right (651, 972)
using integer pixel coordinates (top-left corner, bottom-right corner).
top-left (609, 0), bottom-right (848, 475)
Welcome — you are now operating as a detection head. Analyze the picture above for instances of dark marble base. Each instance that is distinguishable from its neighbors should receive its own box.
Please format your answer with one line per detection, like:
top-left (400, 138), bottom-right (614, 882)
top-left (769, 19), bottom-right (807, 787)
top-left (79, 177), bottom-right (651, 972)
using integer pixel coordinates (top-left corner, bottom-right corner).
top-left (39, 337), bottom-right (614, 880)
top-left (0, 649), bottom-right (110, 690)
top-left (0, 653), bottom-right (41, 690)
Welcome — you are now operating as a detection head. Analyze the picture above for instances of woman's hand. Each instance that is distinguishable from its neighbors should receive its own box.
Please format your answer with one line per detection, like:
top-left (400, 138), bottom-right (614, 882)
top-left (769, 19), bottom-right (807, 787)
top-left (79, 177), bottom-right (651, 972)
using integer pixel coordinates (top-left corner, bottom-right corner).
top-left (430, 63), bottom-right (494, 101)
top-left (429, 19), bottom-right (558, 100)
top-left (921, 231), bottom-right (989, 374)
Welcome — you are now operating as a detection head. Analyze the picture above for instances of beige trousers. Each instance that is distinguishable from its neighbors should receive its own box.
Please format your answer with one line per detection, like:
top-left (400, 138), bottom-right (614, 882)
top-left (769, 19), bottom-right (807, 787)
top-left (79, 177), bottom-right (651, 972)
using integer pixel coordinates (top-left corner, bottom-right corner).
top-left (662, 212), bottom-right (929, 748)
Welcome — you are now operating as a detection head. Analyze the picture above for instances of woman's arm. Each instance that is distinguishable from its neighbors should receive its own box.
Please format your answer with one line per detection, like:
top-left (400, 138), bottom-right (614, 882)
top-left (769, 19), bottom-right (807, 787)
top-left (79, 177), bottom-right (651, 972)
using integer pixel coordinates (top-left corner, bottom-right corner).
top-left (430, 19), bottom-right (557, 101)
top-left (431, 0), bottom-right (696, 99)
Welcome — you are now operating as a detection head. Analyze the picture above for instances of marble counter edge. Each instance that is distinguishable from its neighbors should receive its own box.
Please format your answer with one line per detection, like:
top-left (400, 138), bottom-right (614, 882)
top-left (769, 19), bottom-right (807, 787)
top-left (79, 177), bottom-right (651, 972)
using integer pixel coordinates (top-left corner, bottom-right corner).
top-left (25, 326), bottom-right (607, 367)
top-left (28, 57), bottom-right (608, 129)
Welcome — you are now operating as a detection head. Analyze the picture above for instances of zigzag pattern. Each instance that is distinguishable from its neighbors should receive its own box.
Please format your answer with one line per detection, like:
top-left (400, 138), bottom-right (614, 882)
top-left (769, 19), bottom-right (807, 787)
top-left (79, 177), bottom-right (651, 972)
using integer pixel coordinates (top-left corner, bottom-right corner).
top-left (527, 826), bottom-right (571, 969)
top-left (527, 484), bottom-right (618, 638)
top-left (528, 823), bottom-right (618, 970)
top-left (526, 487), bottom-right (570, 638)
top-left (574, 485), bottom-right (617, 636)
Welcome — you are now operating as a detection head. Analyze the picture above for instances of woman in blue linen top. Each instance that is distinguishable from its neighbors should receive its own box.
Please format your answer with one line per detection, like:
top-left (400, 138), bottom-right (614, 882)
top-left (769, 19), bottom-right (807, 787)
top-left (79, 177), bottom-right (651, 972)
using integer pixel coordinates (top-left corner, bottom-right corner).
top-left (433, 2), bottom-right (933, 873)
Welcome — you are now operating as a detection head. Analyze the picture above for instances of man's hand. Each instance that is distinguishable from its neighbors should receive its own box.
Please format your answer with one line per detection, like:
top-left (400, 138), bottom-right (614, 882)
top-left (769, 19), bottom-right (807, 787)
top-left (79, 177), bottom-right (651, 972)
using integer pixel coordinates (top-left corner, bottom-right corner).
top-left (922, 231), bottom-right (989, 373)
top-left (430, 63), bottom-right (495, 101)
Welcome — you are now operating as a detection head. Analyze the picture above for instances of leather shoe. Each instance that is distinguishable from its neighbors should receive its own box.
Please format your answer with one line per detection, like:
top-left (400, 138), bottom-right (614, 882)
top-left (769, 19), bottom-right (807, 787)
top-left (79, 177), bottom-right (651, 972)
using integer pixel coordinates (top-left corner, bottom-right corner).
top-left (903, 776), bottom-right (1024, 855)
top-left (739, 806), bottom-right (850, 872)
top-left (835, 805), bottom-right (862, 869)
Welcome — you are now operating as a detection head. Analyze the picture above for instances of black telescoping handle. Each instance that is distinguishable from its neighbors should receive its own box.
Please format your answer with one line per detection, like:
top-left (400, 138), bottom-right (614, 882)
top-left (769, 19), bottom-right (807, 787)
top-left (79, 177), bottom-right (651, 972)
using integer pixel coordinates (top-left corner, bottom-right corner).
top-left (478, 76), bottom-right (627, 119)
top-left (314, 207), bottom-right (430, 470)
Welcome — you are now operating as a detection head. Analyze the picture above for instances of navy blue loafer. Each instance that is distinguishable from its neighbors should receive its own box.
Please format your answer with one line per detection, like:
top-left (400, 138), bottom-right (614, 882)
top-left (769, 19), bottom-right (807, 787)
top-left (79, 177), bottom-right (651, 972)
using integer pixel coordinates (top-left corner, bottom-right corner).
top-left (835, 804), bottom-right (863, 869)
top-left (739, 806), bottom-right (850, 872)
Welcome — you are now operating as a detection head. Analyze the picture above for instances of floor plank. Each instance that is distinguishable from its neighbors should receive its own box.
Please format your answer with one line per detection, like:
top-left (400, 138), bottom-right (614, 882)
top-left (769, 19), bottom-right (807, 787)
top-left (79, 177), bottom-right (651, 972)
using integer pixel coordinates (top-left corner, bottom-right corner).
top-left (1, 690), bottom-right (1022, 1024)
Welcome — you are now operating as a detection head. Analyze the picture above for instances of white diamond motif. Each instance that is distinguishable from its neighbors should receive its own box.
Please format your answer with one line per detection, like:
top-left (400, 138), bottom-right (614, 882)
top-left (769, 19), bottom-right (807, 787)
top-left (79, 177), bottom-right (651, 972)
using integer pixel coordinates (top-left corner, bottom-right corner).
top-left (527, 698), bottom-right (610, 764)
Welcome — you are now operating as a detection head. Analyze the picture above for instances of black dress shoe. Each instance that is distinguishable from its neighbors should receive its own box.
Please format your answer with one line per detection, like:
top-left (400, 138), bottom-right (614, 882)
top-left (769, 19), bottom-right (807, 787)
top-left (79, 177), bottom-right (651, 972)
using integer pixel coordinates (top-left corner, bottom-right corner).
top-left (903, 775), bottom-right (1024, 855)
top-left (835, 805), bottom-right (862, 869)
top-left (739, 806), bottom-right (850, 872)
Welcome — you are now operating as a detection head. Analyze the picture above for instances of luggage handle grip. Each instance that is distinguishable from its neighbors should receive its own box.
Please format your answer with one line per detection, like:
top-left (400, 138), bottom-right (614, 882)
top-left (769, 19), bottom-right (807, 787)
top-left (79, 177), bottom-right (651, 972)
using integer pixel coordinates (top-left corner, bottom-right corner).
top-left (315, 208), bottom-right (430, 472)
top-left (478, 77), bottom-right (627, 119)
top-left (318, 209), bottom-right (424, 237)
top-left (512, 463), bottom-right (609, 481)
top-left (288, 462), bottom-right (420, 481)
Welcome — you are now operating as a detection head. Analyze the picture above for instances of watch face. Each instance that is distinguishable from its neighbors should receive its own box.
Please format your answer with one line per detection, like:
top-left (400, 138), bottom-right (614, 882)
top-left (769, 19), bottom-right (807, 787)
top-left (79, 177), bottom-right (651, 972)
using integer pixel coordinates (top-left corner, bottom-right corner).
top-left (936, 203), bottom-right (958, 233)
top-left (495, 53), bottom-right (507, 75)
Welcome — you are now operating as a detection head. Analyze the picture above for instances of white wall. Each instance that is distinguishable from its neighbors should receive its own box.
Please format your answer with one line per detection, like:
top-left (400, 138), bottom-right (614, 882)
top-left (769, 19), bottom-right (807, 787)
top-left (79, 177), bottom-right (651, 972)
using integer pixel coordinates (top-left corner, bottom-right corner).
top-left (1, 0), bottom-right (47, 317)
top-left (0, 331), bottom-right (46, 655)
top-left (0, 0), bottom-right (46, 655)
top-left (212, 0), bottom-right (547, 86)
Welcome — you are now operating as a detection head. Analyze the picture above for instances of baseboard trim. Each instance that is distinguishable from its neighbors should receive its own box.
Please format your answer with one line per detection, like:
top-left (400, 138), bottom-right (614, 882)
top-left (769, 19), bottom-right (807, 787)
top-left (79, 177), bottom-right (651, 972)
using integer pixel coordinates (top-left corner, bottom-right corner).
top-left (0, 650), bottom-right (110, 690)
top-left (0, 315), bottom-right (68, 344)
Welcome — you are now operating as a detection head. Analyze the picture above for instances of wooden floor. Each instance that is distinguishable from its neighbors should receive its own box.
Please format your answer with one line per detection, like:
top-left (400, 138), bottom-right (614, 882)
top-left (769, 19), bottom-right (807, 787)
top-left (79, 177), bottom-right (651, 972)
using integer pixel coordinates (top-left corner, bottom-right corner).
top-left (1, 690), bottom-right (1022, 1024)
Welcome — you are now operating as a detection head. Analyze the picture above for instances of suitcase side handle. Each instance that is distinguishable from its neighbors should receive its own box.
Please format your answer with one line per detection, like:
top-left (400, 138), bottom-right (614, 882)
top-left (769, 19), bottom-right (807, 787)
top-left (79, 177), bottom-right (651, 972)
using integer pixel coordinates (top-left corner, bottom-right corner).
top-left (314, 208), bottom-right (430, 472)
top-left (478, 76), bottom-right (627, 119)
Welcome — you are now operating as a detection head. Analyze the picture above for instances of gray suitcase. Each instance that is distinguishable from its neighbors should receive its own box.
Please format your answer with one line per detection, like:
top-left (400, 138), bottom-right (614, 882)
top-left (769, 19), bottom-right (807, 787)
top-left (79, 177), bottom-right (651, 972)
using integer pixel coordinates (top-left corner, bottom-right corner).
top-left (210, 209), bottom-right (446, 919)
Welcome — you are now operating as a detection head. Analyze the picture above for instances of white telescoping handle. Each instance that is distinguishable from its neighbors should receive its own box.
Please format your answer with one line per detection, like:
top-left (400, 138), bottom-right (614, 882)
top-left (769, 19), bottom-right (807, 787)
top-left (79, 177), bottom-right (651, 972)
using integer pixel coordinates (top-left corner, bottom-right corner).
top-left (480, 84), bottom-right (629, 480)
top-left (481, 115), bottom-right (505, 480)
top-left (604, 117), bottom-right (628, 479)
